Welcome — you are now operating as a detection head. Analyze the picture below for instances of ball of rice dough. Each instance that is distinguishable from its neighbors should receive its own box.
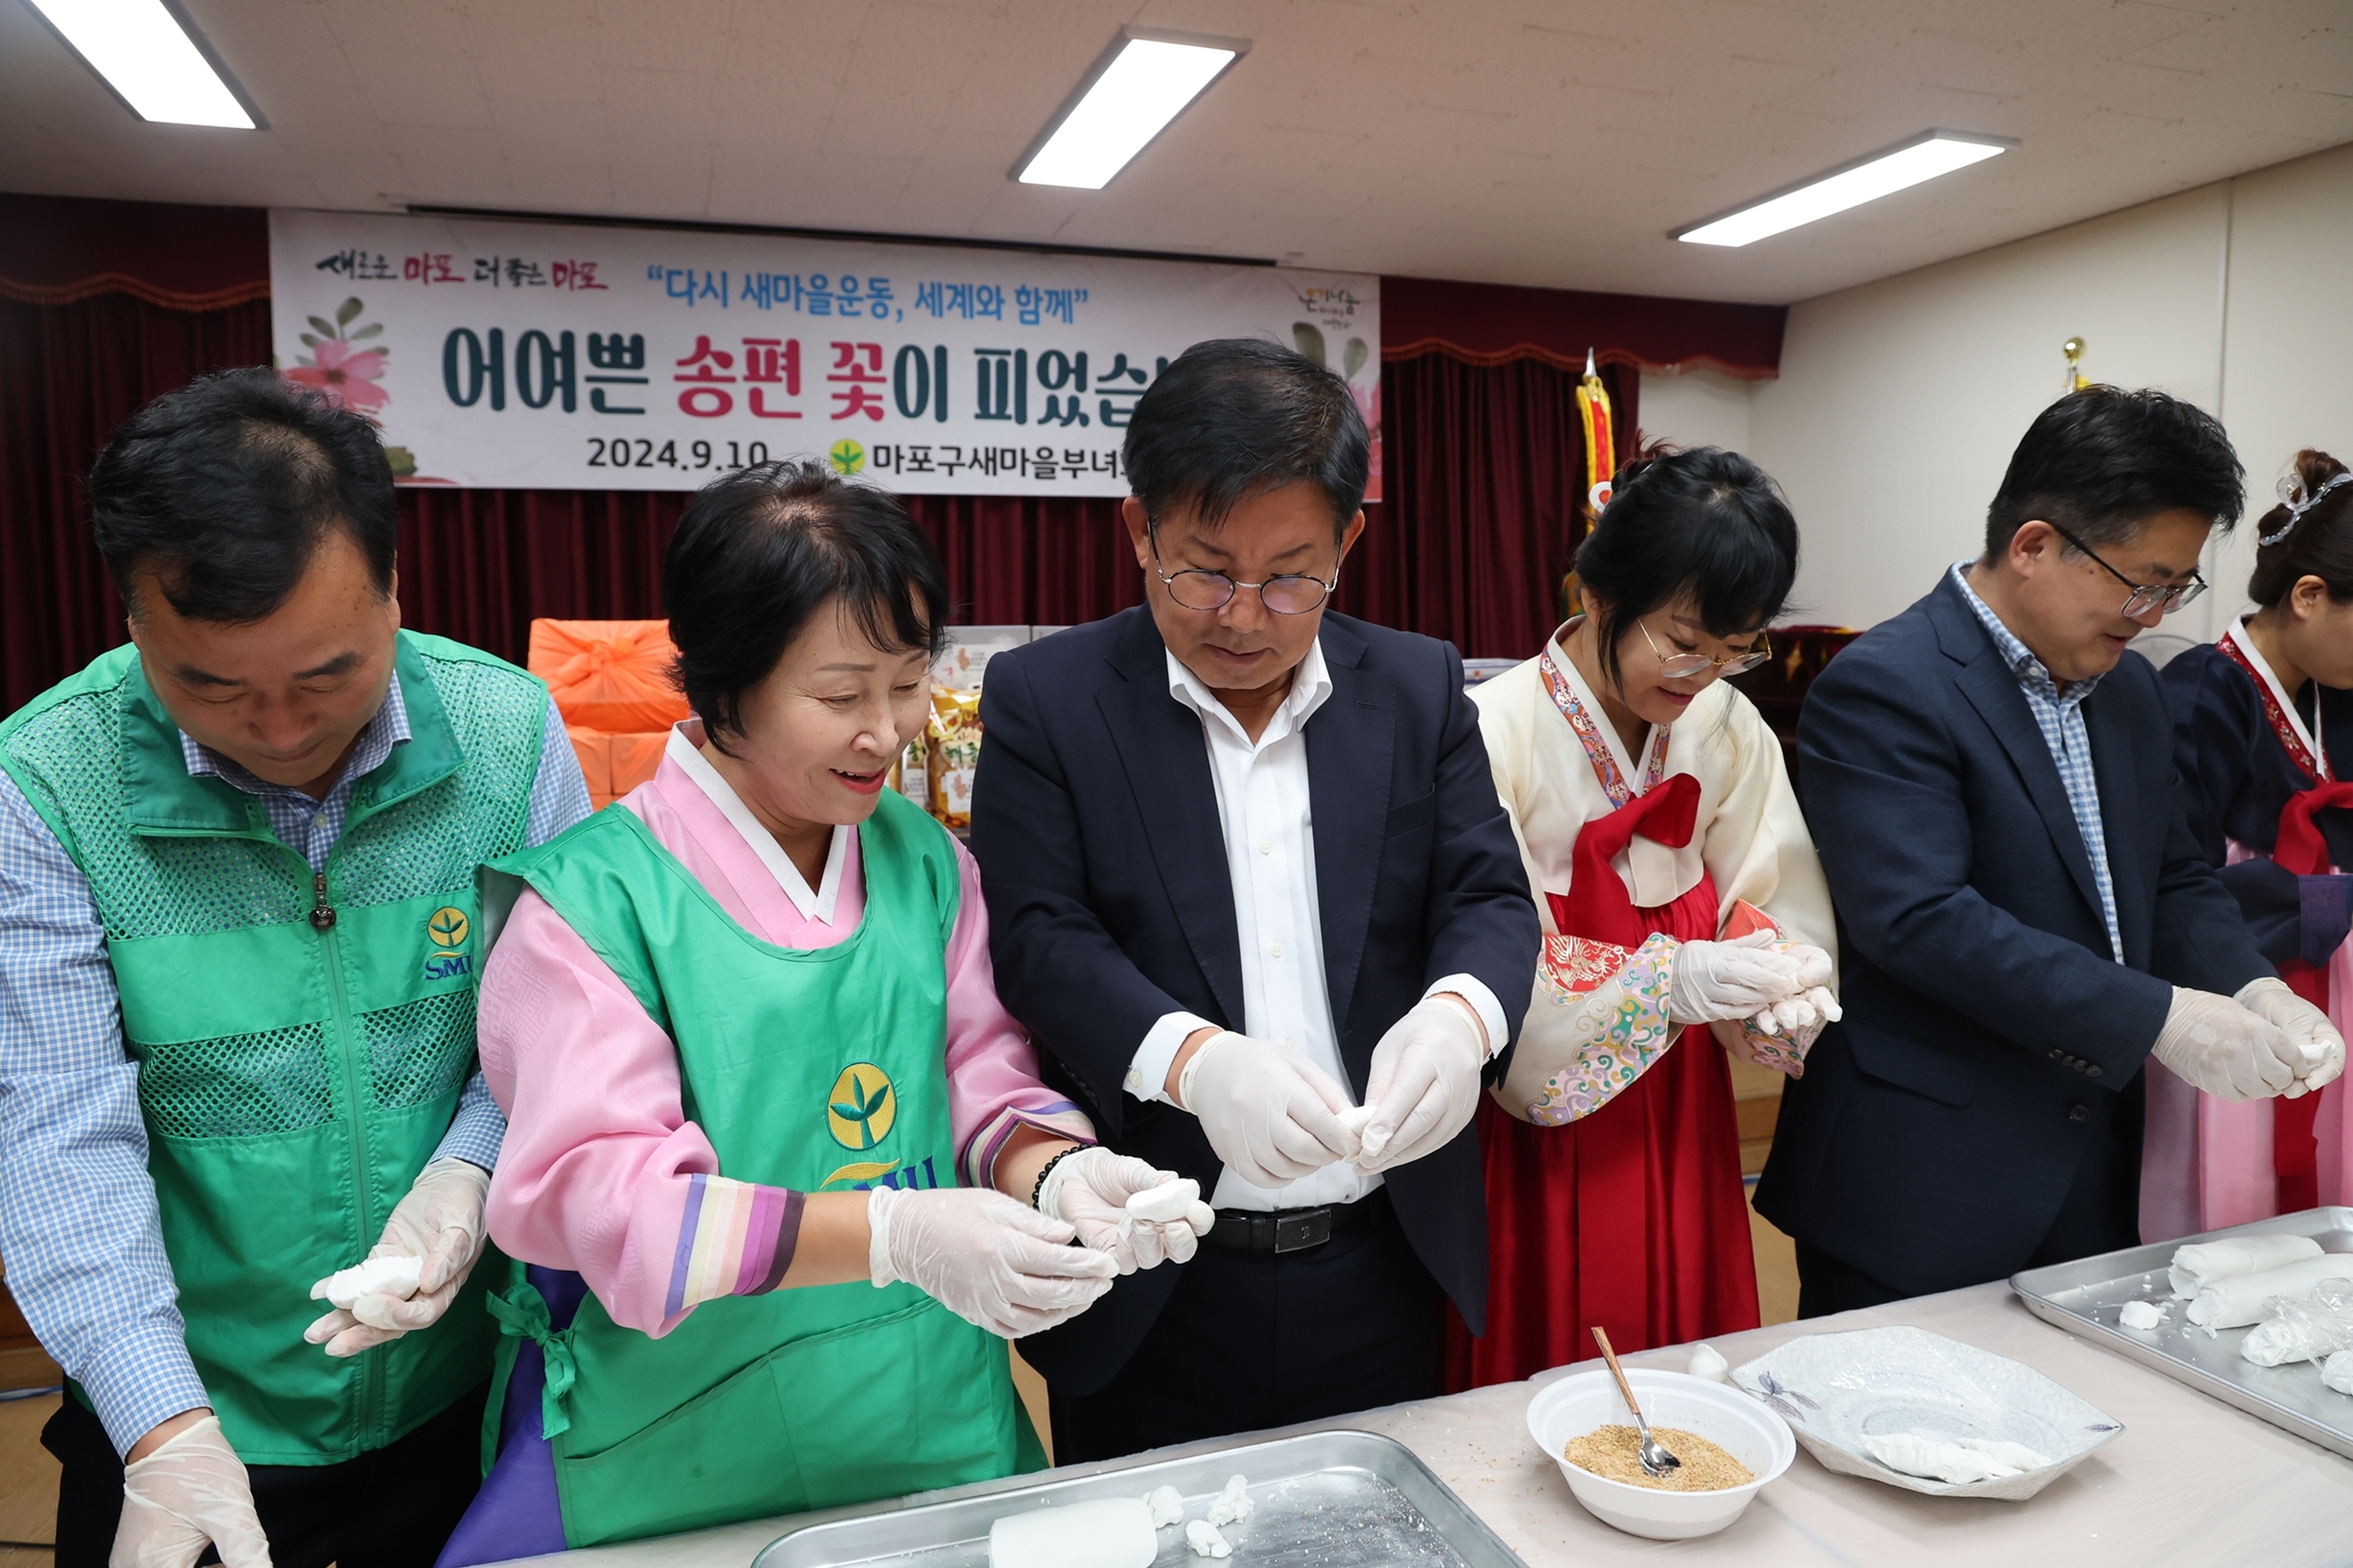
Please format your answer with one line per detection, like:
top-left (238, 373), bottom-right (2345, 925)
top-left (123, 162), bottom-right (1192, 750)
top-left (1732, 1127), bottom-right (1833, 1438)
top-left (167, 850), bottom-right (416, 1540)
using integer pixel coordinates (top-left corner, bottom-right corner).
top-left (1126, 1177), bottom-right (1201, 1225)
top-left (988, 1498), bottom-right (1155, 1568)
top-left (312, 1255), bottom-right (423, 1308)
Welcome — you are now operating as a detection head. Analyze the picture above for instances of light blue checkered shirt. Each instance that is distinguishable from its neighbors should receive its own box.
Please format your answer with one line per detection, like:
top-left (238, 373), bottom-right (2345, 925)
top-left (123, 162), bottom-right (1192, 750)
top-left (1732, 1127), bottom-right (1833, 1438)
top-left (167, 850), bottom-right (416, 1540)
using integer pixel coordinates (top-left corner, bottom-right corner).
top-left (0, 668), bottom-right (590, 1453)
top-left (1951, 563), bottom-right (2124, 964)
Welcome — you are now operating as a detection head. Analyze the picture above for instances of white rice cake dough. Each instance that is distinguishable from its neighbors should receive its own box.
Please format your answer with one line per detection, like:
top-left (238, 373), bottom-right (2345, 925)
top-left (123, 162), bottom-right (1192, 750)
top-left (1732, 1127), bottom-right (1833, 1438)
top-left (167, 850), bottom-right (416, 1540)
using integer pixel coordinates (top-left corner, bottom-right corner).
top-left (1141, 1485), bottom-right (1184, 1528)
top-left (1184, 1519), bottom-right (1231, 1559)
top-left (1336, 1105), bottom-right (1388, 1164)
top-left (311, 1255), bottom-right (422, 1307)
top-left (2186, 1254), bottom-right (2353, 1328)
top-left (2169, 1235), bottom-right (2323, 1299)
top-left (1205, 1475), bottom-right (1253, 1528)
top-left (1860, 1432), bottom-right (2051, 1485)
top-left (988, 1498), bottom-right (1155, 1568)
top-left (1126, 1178), bottom-right (1202, 1225)
top-left (2118, 1300), bottom-right (2168, 1331)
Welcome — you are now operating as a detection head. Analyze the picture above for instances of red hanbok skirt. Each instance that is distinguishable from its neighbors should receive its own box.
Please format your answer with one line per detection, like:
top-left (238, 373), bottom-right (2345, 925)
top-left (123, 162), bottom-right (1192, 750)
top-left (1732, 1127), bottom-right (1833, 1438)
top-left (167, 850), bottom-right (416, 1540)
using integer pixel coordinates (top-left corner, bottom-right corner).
top-left (1442, 875), bottom-right (1762, 1389)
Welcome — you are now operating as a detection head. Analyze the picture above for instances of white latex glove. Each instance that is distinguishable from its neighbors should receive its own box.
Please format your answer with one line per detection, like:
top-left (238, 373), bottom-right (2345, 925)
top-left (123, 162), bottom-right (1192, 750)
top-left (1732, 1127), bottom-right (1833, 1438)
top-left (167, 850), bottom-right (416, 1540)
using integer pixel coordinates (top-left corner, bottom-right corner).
top-left (1777, 942), bottom-right (1842, 1030)
top-left (303, 1158), bottom-right (489, 1357)
top-left (1354, 997), bottom-right (1487, 1174)
top-left (867, 1184), bottom-right (1117, 1338)
top-left (2235, 976), bottom-right (2348, 1096)
top-left (1034, 1148), bottom-right (1213, 1273)
top-left (1176, 1032), bottom-right (1357, 1187)
top-left (2152, 987), bottom-right (2302, 1101)
top-left (112, 1416), bottom-right (271, 1568)
top-left (1665, 931), bottom-right (1808, 1031)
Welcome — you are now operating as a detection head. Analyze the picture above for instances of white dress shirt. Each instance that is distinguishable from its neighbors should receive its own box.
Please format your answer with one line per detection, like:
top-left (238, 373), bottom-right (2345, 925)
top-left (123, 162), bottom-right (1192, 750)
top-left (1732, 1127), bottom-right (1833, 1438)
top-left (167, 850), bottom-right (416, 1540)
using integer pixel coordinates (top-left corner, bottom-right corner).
top-left (1121, 636), bottom-right (1509, 1210)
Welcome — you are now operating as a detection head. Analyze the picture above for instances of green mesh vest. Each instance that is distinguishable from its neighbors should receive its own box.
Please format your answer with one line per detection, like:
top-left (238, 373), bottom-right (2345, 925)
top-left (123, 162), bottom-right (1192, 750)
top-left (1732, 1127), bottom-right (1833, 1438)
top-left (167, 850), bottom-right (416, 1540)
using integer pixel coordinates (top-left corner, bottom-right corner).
top-left (0, 631), bottom-right (550, 1465)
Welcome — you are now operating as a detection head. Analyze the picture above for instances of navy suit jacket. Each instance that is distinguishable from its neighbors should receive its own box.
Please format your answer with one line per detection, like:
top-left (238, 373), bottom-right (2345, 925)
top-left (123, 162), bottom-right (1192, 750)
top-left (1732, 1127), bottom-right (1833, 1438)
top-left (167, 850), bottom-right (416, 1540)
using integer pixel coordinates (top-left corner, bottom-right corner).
top-left (970, 606), bottom-right (1539, 1394)
top-left (1754, 573), bottom-right (2270, 1295)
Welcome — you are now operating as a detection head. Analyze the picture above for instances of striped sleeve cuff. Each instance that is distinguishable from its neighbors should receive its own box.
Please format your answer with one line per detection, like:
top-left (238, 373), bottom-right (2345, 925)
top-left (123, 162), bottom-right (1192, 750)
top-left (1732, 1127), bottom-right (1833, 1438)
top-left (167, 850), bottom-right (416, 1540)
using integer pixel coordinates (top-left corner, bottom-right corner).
top-left (664, 1175), bottom-right (806, 1320)
top-left (961, 1102), bottom-right (1096, 1190)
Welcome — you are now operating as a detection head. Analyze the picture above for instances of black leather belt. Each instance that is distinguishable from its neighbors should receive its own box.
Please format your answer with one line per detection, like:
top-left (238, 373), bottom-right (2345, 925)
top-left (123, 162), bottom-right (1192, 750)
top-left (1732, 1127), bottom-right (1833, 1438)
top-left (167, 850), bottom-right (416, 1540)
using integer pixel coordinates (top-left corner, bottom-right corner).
top-left (1205, 1191), bottom-right (1384, 1256)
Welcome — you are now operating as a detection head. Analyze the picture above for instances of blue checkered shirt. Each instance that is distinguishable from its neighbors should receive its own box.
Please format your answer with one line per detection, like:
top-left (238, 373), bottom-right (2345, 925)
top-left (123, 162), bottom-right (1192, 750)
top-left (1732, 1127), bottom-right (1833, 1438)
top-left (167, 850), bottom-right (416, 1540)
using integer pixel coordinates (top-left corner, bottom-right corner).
top-left (0, 670), bottom-right (590, 1453)
top-left (1951, 563), bottom-right (2125, 963)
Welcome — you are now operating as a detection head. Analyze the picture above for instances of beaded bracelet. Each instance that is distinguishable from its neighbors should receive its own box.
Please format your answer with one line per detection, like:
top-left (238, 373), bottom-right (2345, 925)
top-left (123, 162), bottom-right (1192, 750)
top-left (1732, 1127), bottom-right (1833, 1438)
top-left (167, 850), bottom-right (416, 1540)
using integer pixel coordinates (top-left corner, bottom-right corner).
top-left (1030, 1144), bottom-right (1087, 1210)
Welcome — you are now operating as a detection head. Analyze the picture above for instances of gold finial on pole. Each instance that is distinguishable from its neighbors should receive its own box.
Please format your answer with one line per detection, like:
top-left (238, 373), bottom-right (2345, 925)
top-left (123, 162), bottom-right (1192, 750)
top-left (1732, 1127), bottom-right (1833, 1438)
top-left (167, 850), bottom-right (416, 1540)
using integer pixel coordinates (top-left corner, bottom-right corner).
top-left (2062, 336), bottom-right (2089, 393)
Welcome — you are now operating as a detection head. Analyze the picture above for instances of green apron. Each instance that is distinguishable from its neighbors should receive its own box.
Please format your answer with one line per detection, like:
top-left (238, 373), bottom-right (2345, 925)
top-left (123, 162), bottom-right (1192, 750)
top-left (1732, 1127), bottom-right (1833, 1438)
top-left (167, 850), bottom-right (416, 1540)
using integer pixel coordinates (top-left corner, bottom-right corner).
top-left (482, 789), bottom-right (1041, 1547)
top-left (0, 633), bottom-right (545, 1464)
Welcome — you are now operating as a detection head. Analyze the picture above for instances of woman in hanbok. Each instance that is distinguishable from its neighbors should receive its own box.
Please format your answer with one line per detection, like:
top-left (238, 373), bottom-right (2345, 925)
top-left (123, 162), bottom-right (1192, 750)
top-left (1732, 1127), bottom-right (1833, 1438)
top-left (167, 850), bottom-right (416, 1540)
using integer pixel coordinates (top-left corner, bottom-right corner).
top-left (2155, 450), bottom-right (2353, 1237)
top-left (438, 462), bottom-right (1210, 1562)
top-left (1454, 445), bottom-right (1839, 1387)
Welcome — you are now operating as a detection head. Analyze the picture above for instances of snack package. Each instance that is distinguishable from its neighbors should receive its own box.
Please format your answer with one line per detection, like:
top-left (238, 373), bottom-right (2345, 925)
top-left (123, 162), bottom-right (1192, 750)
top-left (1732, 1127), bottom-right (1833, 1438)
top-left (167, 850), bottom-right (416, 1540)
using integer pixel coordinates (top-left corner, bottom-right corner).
top-left (926, 688), bottom-right (983, 831)
top-left (894, 737), bottom-right (928, 806)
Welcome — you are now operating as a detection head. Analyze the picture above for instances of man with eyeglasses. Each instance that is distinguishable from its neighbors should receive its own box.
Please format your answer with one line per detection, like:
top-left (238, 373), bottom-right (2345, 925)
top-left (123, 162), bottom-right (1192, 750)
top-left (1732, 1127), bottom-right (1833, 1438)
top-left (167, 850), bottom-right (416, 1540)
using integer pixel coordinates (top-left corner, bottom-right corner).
top-left (970, 338), bottom-right (1539, 1458)
top-left (1757, 387), bottom-right (2345, 1316)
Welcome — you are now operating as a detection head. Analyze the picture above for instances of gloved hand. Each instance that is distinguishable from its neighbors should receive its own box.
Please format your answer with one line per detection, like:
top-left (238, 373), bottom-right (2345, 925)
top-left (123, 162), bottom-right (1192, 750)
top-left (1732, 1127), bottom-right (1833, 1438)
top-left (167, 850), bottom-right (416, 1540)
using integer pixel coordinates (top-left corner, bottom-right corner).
top-left (868, 1184), bottom-right (1118, 1338)
top-left (1665, 932), bottom-right (1808, 1031)
top-left (303, 1158), bottom-right (489, 1357)
top-left (1751, 941), bottom-right (1843, 1035)
top-left (1034, 1147), bottom-right (1213, 1273)
top-left (1176, 1032), bottom-right (1356, 1188)
top-left (2153, 987), bottom-right (2302, 1101)
top-left (112, 1415), bottom-right (271, 1568)
top-left (1354, 997), bottom-right (1487, 1173)
top-left (2235, 977), bottom-right (2348, 1097)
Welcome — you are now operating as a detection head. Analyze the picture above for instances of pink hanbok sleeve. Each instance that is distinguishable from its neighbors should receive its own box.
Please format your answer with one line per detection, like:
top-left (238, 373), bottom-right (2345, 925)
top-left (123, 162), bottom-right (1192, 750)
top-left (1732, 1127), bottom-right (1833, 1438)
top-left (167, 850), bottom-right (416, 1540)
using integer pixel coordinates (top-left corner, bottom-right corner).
top-left (943, 840), bottom-right (1097, 1186)
top-left (477, 889), bottom-right (800, 1337)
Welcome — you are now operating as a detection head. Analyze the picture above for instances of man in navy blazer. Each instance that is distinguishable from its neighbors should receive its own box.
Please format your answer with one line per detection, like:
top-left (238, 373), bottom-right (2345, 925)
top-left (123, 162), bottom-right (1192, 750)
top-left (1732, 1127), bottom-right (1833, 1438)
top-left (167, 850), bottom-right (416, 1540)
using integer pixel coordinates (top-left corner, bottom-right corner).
top-left (972, 340), bottom-right (1538, 1460)
top-left (1758, 389), bottom-right (2345, 1314)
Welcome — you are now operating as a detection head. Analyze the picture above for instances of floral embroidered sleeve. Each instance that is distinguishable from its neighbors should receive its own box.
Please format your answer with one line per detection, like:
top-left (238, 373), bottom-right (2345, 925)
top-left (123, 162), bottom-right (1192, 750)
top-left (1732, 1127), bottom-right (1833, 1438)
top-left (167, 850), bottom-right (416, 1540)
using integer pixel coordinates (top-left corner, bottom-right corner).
top-left (1495, 933), bottom-right (1682, 1125)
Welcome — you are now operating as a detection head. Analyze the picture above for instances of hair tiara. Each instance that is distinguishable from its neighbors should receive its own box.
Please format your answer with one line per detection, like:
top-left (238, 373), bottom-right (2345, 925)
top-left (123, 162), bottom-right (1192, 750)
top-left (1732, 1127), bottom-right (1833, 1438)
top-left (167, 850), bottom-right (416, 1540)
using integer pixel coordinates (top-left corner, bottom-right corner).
top-left (2260, 470), bottom-right (2353, 548)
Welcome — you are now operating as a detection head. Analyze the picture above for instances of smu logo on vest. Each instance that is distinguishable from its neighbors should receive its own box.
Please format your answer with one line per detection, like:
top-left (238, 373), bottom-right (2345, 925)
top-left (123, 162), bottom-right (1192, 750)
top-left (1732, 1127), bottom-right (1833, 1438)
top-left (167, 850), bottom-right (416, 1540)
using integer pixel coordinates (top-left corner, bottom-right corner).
top-left (423, 906), bottom-right (472, 980)
top-left (819, 1062), bottom-right (937, 1191)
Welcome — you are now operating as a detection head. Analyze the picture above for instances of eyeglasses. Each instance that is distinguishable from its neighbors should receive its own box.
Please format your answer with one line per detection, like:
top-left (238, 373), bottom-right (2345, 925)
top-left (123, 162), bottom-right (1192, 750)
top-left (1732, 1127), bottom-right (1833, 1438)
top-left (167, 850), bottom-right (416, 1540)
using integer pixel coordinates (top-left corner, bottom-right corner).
top-left (2046, 522), bottom-right (2208, 617)
top-left (1150, 533), bottom-right (1337, 616)
top-left (1639, 618), bottom-right (1771, 679)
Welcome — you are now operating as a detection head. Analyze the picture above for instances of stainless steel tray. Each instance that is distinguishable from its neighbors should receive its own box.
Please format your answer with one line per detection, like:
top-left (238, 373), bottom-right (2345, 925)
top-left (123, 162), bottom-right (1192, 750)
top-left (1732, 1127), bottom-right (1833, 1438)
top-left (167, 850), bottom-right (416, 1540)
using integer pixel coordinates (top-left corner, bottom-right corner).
top-left (750, 1429), bottom-right (1526, 1568)
top-left (2010, 1205), bottom-right (2353, 1461)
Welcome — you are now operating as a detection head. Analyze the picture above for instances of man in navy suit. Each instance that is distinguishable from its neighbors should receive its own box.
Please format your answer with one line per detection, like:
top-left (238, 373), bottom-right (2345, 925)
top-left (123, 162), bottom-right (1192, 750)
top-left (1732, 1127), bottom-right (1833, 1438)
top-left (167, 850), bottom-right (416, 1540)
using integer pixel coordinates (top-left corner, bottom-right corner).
top-left (971, 339), bottom-right (1539, 1459)
top-left (1758, 388), bottom-right (2345, 1315)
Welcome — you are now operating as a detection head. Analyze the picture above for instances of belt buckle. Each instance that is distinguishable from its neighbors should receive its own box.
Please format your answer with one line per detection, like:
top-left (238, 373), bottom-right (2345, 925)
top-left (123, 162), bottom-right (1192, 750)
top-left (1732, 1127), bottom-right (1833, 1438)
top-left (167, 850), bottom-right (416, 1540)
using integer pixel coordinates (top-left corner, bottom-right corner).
top-left (1272, 1208), bottom-right (1332, 1255)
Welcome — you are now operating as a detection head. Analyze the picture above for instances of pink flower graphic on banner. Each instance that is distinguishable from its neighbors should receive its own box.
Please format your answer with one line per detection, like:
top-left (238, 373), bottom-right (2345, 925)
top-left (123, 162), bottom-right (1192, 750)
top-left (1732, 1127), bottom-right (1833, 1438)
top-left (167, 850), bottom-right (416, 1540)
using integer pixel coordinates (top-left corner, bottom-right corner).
top-left (286, 338), bottom-right (389, 411)
top-left (287, 296), bottom-right (392, 416)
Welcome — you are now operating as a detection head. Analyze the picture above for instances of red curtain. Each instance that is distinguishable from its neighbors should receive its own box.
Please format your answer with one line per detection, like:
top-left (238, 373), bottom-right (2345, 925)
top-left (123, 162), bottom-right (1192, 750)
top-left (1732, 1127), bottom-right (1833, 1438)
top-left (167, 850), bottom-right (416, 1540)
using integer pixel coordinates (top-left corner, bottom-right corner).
top-left (0, 295), bottom-right (271, 711)
top-left (1362, 353), bottom-right (1635, 661)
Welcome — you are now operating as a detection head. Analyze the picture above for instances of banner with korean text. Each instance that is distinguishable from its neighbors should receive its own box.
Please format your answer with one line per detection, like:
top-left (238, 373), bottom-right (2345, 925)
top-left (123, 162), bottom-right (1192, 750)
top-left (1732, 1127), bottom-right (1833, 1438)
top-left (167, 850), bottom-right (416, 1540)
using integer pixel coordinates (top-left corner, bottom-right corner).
top-left (267, 210), bottom-right (1380, 499)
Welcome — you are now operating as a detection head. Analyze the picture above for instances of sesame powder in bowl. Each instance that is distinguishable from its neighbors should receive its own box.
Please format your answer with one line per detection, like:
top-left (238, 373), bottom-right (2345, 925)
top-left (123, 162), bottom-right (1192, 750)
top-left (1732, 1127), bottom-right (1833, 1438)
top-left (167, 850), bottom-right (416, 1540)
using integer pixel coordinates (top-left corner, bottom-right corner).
top-left (1527, 1368), bottom-right (1795, 1540)
top-left (1562, 1425), bottom-right (1756, 1491)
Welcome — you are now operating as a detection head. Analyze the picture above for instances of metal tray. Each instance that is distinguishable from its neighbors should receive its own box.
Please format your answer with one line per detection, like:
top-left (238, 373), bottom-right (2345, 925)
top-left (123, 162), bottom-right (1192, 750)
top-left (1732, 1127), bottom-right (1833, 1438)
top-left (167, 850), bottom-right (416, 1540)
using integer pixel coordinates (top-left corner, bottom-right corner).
top-left (2010, 1206), bottom-right (2353, 1461)
top-left (750, 1429), bottom-right (1527, 1568)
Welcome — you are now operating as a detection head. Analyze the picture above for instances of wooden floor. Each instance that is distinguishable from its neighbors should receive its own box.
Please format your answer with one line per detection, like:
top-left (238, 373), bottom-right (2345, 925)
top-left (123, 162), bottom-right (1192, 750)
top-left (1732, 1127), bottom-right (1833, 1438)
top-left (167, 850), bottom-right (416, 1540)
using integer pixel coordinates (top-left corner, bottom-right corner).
top-left (0, 1392), bottom-right (59, 1561)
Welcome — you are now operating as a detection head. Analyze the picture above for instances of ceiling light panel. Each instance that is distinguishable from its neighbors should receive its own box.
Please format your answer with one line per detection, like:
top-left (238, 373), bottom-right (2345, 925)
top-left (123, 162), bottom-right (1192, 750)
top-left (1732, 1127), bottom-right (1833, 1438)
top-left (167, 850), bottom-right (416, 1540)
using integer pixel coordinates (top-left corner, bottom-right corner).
top-left (1676, 131), bottom-right (2014, 248)
top-left (1016, 28), bottom-right (1249, 190)
top-left (27, 0), bottom-right (255, 129)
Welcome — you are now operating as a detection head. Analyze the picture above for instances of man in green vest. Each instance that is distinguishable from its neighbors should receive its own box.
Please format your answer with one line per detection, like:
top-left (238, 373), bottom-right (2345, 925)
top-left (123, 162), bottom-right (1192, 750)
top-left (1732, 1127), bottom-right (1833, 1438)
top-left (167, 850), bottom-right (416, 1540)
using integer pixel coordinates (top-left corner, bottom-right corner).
top-left (0, 367), bottom-right (592, 1568)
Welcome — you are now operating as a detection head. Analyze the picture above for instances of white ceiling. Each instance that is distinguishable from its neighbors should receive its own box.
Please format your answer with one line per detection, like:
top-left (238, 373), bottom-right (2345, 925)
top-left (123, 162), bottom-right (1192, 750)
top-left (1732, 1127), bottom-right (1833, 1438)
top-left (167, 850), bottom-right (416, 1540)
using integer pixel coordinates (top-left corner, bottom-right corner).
top-left (4, 0), bottom-right (2349, 306)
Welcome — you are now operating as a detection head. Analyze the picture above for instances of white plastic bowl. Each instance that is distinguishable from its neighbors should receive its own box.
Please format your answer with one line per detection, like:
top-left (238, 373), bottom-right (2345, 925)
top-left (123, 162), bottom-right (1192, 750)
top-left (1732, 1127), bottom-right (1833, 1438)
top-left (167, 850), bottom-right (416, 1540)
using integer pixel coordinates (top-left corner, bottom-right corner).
top-left (1525, 1368), bottom-right (1796, 1540)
